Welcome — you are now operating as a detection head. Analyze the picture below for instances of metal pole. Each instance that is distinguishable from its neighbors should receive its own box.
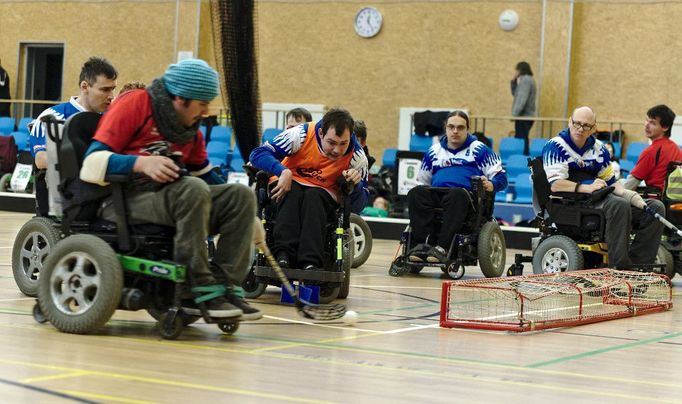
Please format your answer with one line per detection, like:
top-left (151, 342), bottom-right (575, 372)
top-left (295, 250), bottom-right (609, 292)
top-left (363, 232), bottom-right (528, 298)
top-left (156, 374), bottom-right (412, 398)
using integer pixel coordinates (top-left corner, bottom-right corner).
top-left (563, 0), bottom-right (575, 118)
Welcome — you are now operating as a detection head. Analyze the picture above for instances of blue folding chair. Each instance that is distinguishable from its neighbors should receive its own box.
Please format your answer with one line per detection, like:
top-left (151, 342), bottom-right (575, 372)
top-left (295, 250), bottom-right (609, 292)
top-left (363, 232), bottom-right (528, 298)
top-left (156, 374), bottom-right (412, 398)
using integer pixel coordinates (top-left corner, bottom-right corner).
top-left (11, 131), bottom-right (30, 152)
top-left (0, 117), bottom-right (14, 135)
top-left (210, 126), bottom-right (232, 144)
top-left (512, 173), bottom-right (533, 204)
top-left (262, 128), bottom-right (281, 145)
top-left (18, 117), bottom-right (33, 135)
top-left (499, 138), bottom-right (525, 160)
top-left (382, 148), bottom-right (398, 168)
top-left (505, 154), bottom-right (530, 181)
top-left (206, 140), bottom-right (231, 168)
top-left (409, 134), bottom-right (434, 152)
top-left (625, 142), bottom-right (648, 163)
top-left (528, 138), bottom-right (548, 157)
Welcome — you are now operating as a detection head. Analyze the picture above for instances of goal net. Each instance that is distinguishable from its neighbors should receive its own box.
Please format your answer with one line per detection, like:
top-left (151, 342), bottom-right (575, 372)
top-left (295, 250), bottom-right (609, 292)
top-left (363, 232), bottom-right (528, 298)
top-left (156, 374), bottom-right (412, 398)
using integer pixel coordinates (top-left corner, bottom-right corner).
top-left (440, 269), bottom-right (672, 332)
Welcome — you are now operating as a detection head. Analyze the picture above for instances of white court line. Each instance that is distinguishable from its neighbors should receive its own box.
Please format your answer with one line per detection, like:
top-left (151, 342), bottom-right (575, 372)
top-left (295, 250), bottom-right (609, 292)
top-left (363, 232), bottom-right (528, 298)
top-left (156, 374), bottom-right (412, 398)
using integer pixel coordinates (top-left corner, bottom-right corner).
top-left (0, 297), bottom-right (34, 302)
top-left (352, 285), bottom-right (441, 290)
top-left (383, 323), bottom-right (440, 334)
top-left (263, 315), bottom-right (383, 334)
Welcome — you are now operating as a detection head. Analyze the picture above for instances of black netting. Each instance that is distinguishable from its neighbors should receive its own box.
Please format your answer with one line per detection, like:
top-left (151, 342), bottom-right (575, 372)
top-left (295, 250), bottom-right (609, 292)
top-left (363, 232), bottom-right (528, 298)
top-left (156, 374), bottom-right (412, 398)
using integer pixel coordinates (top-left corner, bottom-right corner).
top-left (211, 0), bottom-right (261, 162)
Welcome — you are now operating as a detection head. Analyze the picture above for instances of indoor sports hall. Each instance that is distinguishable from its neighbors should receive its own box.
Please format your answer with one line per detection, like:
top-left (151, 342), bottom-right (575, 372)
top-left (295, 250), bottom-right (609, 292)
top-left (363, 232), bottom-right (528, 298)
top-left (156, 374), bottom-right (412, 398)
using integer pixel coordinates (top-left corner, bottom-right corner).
top-left (1, 1), bottom-right (682, 402)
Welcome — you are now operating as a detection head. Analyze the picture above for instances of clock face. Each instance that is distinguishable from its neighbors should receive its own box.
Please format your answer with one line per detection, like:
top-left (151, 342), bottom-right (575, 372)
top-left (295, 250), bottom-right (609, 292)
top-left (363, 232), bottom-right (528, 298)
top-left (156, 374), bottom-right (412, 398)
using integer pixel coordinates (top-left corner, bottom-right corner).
top-left (354, 7), bottom-right (382, 38)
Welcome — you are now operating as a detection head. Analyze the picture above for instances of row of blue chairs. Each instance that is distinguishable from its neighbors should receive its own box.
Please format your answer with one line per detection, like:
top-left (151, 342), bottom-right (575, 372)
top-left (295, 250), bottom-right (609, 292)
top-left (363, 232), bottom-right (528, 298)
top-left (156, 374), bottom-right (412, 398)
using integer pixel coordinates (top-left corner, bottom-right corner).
top-left (0, 131), bottom-right (30, 152)
top-left (204, 126), bottom-right (285, 174)
top-left (0, 117), bottom-right (32, 136)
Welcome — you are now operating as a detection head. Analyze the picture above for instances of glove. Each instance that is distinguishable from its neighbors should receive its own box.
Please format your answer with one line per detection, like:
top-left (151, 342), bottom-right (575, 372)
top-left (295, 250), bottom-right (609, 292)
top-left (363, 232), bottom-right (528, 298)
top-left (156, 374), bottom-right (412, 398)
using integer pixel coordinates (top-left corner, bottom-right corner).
top-left (620, 189), bottom-right (647, 210)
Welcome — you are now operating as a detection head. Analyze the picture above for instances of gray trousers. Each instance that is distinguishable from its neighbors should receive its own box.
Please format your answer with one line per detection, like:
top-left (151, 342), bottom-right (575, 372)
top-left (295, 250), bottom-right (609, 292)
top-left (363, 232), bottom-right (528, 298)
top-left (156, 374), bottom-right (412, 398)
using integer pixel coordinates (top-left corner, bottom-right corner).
top-left (598, 194), bottom-right (665, 268)
top-left (101, 176), bottom-right (256, 286)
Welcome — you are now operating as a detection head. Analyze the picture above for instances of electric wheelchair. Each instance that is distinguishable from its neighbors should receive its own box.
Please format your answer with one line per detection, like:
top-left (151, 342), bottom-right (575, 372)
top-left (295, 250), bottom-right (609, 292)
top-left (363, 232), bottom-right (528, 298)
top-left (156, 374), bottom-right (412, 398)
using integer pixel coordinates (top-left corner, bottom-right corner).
top-left (508, 157), bottom-right (669, 277)
top-left (13, 112), bottom-right (241, 339)
top-left (388, 177), bottom-right (506, 280)
top-left (240, 167), bottom-right (354, 304)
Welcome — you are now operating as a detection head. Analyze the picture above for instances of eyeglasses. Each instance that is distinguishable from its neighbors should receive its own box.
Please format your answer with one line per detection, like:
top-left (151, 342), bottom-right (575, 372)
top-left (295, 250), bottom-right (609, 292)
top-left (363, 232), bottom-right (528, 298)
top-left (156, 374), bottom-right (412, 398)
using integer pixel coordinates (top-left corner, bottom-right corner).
top-left (570, 119), bottom-right (595, 132)
top-left (446, 124), bottom-right (467, 132)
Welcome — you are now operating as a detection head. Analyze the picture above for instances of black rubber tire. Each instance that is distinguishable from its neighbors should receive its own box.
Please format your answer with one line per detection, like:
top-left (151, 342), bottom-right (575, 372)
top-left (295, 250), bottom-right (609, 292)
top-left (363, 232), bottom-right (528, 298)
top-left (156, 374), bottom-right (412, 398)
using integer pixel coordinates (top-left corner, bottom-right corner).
top-left (12, 217), bottom-right (62, 297)
top-left (350, 214), bottom-right (372, 268)
top-left (477, 221), bottom-right (506, 278)
top-left (38, 235), bottom-right (123, 334)
top-left (532, 235), bottom-right (584, 274)
top-left (218, 321), bottom-right (240, 335)
top-left (338, 230), bottom-right (353, 299)
top-left (655, 245), bottom-right (675, 279)
top-left (318, 285), bottom-right (340, 304)
top-left (147, 306), bottom-right (201, 327)
top-left (158, 312), bottom-right (184, 340)
top-left (0, 173), bottom-right (11, 192)
top-left (242, 268), bottom-right (267, 299)
top-left (33, 302), bottom-right (47, 324)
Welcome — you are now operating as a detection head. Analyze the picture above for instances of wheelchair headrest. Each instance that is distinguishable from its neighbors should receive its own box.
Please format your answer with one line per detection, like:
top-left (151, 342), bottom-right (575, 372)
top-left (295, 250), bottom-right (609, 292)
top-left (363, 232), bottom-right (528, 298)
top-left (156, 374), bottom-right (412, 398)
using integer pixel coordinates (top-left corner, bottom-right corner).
top-left (57, 112), bottom-right (101, 186)
top-left (528, 157), bottom-right (551, 208)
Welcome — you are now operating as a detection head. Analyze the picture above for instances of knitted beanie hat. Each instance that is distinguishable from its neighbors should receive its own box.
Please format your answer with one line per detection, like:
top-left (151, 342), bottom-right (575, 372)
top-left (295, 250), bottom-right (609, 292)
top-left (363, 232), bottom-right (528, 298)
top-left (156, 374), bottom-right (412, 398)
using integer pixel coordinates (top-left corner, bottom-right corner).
top-left (163, 59), bottom-right (219, 102)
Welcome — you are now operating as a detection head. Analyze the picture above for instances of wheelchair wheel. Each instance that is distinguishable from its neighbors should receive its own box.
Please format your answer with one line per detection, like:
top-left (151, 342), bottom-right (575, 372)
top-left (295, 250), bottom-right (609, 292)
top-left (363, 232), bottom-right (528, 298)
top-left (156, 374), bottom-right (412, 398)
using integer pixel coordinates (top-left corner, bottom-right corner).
top-left (654, 245), bottom-right (675, 279)
top-left (147, 306), bottom-right (201, 327)
top-left (218, 320), bottom-right (239, 335)
top-left (350, 214), bottom-right (373, 268)
top-left (477, 221), bottom-right (506, 278)
top-left (242, 268), bottom-right (267, 298)
top-left (532, 235), bottom-right (584, 274)
top-left (0, 173), bottom-right (10, 192)
top-left (319, 285), bottom-right (340, 304)
top-left (12, 217), bottom-right (61, 297)
top-left (158, 311), bottom-right (184, 340)
top-left (38, 235), bottom-right (123, 334)
top-left (338, 230), bottom-right (354, 299)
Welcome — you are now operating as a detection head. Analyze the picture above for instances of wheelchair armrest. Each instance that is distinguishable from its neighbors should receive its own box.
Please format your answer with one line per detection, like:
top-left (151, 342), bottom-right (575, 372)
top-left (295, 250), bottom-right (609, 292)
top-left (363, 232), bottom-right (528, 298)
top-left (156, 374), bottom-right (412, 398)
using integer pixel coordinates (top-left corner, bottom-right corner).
top-left (104, 174), bottom-right (131, 183)
top-left (590, 186), bottom-right (614, 202)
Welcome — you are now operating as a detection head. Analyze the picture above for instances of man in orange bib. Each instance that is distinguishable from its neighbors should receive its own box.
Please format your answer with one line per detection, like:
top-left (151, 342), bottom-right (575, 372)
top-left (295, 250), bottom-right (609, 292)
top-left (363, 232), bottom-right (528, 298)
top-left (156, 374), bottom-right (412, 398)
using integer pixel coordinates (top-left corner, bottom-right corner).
top-left (250, 108), bottom-right (369, 271)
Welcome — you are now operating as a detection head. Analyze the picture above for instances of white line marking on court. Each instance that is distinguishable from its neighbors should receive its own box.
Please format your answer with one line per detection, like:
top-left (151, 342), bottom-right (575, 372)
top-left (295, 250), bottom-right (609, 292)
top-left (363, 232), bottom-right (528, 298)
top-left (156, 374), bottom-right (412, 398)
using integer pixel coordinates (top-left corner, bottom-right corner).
top-left (383, 323), bottom-right (440, 334)
top-left (353, 285), bottom-right (441, 290)
top-left (0, 297), bottom-right (34, 302)
top-left (263, 315), bottom-right (383, 333)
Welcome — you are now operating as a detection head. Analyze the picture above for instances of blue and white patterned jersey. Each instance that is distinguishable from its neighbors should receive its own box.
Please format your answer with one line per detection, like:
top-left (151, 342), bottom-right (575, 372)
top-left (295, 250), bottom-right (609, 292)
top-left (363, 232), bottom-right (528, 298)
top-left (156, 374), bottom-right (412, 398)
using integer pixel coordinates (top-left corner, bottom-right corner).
top-left (417, 134), bottom-right (507, 192)
top-left (29, 97), bottom-right (86, 156)
top-left (542, 128), bottom-right (614, 185)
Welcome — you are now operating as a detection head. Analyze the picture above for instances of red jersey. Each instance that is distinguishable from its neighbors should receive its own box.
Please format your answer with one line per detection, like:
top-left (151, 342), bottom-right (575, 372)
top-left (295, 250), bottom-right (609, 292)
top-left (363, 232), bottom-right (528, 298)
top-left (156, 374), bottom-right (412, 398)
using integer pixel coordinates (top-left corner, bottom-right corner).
top-left (630, 137), bottom-right (682, 191)
top-left (93, 90), bottom-right (207, 167)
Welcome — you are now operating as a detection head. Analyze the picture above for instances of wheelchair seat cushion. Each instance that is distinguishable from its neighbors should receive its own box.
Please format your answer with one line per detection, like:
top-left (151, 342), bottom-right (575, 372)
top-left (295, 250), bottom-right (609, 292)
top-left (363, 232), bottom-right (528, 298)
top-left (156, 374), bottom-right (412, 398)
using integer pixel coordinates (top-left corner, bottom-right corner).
top-left (90, 219), bottom-right (176, 237)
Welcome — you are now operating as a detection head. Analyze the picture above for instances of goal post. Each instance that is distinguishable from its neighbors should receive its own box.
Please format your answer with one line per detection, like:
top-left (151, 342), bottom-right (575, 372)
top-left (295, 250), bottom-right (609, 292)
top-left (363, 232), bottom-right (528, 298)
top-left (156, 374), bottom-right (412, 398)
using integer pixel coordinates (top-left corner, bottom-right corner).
top-left (440, 269), bottom-right (672, 332)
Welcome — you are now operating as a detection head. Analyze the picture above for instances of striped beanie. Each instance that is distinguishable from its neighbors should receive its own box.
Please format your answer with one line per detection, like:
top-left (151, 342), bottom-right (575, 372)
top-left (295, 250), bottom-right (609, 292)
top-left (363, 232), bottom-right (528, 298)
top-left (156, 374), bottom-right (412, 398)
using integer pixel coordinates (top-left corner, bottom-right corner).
top-left (163, 59), bottom-right (219, 102)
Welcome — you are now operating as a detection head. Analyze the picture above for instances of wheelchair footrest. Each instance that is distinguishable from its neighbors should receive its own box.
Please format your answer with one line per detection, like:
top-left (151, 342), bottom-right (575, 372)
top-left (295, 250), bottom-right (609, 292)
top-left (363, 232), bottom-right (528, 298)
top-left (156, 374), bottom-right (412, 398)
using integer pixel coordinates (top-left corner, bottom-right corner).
top-left (254, 266), bottom-right (345, 282)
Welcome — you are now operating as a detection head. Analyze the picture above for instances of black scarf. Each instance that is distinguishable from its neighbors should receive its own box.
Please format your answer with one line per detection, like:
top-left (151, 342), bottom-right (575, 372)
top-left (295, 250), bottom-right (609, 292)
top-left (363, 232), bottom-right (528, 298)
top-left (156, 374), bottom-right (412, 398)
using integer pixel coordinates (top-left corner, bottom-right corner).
top-left (146, 78), bottom-right (198, 145)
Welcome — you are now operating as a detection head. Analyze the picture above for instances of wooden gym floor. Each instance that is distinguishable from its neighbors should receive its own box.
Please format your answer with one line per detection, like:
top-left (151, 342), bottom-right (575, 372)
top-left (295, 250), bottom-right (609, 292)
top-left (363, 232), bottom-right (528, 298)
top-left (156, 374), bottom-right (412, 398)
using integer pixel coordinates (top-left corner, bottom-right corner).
top-left (0, 211), bottom-right (681, 403)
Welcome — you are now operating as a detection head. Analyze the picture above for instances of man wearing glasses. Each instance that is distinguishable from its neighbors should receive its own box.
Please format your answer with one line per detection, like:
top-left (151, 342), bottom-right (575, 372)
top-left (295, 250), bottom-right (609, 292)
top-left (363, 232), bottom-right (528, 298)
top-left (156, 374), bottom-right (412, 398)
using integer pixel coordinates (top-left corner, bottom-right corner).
top-left (622, 105), bottom-right (682, 192)
top-left (542, 106), bottom-right (664, 269)
top-left (407, 110), bottom-right (507, 263)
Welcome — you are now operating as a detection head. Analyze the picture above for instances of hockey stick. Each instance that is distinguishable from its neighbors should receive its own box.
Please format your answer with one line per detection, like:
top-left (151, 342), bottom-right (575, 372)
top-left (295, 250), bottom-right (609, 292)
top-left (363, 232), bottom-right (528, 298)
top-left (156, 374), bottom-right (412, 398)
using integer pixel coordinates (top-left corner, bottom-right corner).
top-left (254, 239), bottom-right (346, 321)
top-left (643, 206), bottom-right (682, 237)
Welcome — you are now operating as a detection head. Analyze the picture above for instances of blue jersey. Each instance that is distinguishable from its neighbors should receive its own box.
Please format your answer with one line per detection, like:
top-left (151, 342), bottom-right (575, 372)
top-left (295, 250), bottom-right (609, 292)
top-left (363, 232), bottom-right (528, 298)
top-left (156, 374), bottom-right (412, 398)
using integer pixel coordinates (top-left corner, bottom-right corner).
top-left (29, 97), bottom-right (86, 156)
top-left (542, 128), bottom-right (614, 186)
top-left (417, 134), bottom-right (507, 192)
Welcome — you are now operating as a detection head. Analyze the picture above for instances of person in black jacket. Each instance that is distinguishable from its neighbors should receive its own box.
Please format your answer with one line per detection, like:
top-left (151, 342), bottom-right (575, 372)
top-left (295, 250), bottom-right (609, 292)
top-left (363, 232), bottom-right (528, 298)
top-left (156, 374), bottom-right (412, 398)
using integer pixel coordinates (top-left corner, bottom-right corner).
top-left (0, 57), bottom-right (11, 117)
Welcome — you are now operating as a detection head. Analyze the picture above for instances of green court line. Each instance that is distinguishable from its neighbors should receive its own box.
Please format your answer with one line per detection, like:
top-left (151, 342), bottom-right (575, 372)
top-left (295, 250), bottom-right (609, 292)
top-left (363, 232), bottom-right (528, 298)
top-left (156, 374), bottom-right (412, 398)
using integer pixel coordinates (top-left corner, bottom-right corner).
top-left (527, 331), bottom-right (682, 368)
top-left (359, 303), bottom-right (437, 315)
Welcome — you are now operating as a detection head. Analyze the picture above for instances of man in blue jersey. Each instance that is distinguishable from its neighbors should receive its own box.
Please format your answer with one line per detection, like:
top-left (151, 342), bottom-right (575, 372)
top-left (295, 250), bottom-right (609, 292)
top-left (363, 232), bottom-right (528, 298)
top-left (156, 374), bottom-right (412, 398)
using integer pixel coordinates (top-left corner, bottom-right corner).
top-left (28, 57), bottom-right (117, 215)
top-left (29, 57), bottom-right (117, 170)
top-left (407, 110), bottom-right (508, 262)
top-left (542, 106), bottom-right (664, 268)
